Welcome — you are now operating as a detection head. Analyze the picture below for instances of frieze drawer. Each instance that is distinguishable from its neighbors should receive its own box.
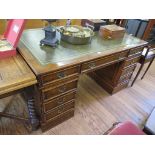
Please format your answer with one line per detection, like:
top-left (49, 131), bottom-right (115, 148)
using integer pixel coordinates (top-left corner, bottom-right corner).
top-left (41, 80), bottom-right (78, 102)
top-left (40, 65), bottom-right (80, 86)
top-left (44, 100), bottom-right (75, 121)
top-left (40, 75), bottom-right (79, 89)
top-left (121, 65), bottom-right (136, 76)
top-left (129, 46), bottom-right (144, 56)
top-left (81, 51), bottom-right (128, 73)
top-left (43, 91), bottom-right (76, 112)
top-left (123, 56), bottom-right (141, 68)
top-left (118, 73), bottom-right (133, 84)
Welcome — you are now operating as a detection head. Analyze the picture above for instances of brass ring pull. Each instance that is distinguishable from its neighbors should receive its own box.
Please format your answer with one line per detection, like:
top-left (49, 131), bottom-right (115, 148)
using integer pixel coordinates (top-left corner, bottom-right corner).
top-left (118, 54), bottom-right (122, 59)
top-left (57, 97), bottom-right (64, 105)
top-left (58, 107), bottom-right (64, 114)
top-left (57, 72), bottom-right (65, 79)
top-left (88, 62), bottom-right (96, 69)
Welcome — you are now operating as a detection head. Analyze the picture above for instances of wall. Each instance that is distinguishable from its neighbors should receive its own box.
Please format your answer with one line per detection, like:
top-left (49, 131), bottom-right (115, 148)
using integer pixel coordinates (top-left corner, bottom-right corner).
top-left (0, 19), bottom-right (81, 34)
top-left (0, 19), bottom-right (7, 34)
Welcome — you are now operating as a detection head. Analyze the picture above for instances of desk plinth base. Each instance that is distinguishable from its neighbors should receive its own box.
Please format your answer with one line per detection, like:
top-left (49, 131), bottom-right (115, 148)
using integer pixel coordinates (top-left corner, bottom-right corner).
top-left (41, 110), bottom-right (74, 132)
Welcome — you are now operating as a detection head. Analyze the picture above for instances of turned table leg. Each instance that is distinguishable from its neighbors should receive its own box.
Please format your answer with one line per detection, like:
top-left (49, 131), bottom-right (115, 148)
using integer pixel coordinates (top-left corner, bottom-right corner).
top-left (27, 98), bottom-right (39, 130)
top-left (23, 86), bottom-right (40, 131)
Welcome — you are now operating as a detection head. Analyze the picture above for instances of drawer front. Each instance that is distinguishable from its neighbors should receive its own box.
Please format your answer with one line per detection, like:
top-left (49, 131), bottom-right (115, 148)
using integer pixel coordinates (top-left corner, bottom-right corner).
top-left (43, 91), bottom-right (76, 112)
top-left (42, 80), bottom-right (78, 102)
top-left (118, 73), bottom-right (133, 84)
top-left (44, 100), bottom-right (75, 121)
top-left (81, 51), bottom-right (128, 73)
top-left (40, 65), bottom-right (80, 86)
top-left (121, 65), bottom-right (136, 76)
top-left (129, 46), bottom-right (144, 56)
top-left (41, 75), bottom-right (79, 89)
top-left (124, 56), bottom-right (140, 68)
top-left (116, 79), bottom-right (130, 87)
top-left (41, 109), bottom-right (74, 131)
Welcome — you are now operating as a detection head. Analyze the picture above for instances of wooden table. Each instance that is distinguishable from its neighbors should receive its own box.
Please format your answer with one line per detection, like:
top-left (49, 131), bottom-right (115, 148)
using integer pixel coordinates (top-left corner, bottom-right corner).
top-left (0, 54), bottom-right (39, 130)
top-left (18, 29), bottom-right (148, 131)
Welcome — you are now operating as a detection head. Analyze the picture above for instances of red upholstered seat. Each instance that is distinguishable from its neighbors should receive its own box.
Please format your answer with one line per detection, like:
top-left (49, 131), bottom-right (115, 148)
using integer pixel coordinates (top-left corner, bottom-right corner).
top-left (108, 121), bottom-right (145, 135)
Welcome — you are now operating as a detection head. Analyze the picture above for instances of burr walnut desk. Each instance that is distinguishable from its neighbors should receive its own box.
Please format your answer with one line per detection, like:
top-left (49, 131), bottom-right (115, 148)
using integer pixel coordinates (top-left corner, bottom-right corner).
top-left (0, 54), bottom-right (38, 130)
top-left (18, 29), bottom-right (148, 131)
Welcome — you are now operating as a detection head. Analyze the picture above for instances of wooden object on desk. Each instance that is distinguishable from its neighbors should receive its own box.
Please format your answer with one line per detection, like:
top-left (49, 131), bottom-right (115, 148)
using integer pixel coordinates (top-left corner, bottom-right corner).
top-left (100, 24), bottom-right (125, 39)
top-left (18, 29), bottom-right (147, 131)
top-left (0, 54), bottom-right (39, 130)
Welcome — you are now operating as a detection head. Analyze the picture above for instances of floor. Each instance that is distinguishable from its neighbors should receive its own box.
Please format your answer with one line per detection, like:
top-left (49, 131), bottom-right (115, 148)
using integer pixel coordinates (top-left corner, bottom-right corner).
top-left (0, 61), bottom-right (155, 135)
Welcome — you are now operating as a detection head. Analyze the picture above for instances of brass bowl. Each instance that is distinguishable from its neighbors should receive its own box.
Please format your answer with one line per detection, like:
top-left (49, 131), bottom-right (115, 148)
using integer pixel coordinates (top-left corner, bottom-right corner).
top-left (59, 25), bottom-right (94, 45)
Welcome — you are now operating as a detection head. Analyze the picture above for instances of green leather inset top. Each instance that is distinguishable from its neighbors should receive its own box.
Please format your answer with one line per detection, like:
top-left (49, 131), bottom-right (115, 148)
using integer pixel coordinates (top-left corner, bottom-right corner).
top-left (20, 29), bottom-right (147, 65)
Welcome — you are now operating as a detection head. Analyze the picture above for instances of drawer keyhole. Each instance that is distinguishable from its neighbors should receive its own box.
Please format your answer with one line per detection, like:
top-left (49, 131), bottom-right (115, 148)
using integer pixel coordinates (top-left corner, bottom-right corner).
top-left (58, 86), bottom-right (66, 93)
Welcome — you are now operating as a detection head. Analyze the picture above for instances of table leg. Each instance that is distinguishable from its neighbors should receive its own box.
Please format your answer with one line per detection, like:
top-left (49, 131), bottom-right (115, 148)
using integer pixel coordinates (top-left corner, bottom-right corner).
top-left (27, 98), bottom-right (39, 131)
top-left (23, 86), bottom-right (40, 131)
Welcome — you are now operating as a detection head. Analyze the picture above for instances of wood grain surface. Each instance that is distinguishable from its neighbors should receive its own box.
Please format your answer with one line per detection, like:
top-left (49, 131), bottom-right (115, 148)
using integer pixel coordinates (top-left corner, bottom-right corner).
top-left (0, 54), bottom-right (37, 95)
top-left (0, 60), bottom-right (155, 135)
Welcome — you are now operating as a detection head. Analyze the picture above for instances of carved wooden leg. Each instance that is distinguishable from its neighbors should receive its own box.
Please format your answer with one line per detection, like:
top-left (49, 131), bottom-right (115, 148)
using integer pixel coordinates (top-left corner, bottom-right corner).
top-left (131, 63), bottom-right (145, 87)
top-left (23, 86), bottom-right (40, 131)
top-left (27, 98), bottom-right (39, 131)
top-left (141, 57), bottom-right (155, 80)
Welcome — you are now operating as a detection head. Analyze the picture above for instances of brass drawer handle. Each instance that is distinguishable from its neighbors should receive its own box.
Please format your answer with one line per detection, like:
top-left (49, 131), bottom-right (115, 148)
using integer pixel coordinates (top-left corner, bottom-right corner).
top-left (88, 62), bottom-right (96, 69)
top-left (126, 71), bottom-right (130, 75)
top-left (57, 97), bottom-right (64, 105)
top-left (129, 60), bottom-right (135, 65)
top-left (118, 53), bottom-right (122, 59)
top-left (134, 51), bottom-right (137, 54)
top-left (58, 106), bottom-right (64, 114)
top-left (58, 86), bottom-right (66, 93)
top-left (57, 72), bottom-right (66, 79)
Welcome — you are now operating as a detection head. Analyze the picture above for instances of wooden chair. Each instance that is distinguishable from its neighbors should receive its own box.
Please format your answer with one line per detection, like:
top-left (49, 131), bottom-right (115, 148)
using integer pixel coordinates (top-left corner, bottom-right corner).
top-left (131, 46), bottom-right (155, 86)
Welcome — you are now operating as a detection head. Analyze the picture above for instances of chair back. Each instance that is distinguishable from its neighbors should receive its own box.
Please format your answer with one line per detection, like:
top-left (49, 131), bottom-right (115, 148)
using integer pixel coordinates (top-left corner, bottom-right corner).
top-left (143, 46), bottom-right (155, 59)
top-left (150, 48), bottom-right (155, 56)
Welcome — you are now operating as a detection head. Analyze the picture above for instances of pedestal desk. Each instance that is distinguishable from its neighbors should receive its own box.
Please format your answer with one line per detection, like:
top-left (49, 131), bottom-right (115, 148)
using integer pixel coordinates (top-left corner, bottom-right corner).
top-left (18, 29), bottom-right (148, 131)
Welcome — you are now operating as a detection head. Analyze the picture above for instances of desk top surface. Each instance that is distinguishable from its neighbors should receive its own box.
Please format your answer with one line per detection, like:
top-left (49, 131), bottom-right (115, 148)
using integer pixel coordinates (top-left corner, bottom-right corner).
top-left (18, 28), bottom-right (147, 75)
top-left (0, 54), bottom-right (37, 96)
